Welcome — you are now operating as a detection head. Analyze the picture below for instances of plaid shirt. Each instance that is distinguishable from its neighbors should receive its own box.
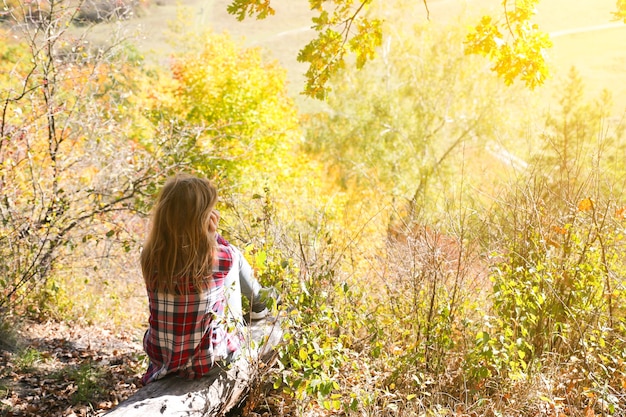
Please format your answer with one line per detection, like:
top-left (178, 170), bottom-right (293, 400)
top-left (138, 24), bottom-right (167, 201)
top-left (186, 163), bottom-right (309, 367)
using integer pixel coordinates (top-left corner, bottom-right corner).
top-left (141, 235), bottom-right (243, 384)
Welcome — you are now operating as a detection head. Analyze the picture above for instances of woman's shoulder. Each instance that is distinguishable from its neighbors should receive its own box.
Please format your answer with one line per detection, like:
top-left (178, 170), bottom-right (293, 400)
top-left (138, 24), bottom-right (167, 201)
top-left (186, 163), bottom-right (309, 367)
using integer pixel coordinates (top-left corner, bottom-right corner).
top-left (216, 233), bottom-right (230, 247)
top-left (214, 234), bottom-right (234, 273)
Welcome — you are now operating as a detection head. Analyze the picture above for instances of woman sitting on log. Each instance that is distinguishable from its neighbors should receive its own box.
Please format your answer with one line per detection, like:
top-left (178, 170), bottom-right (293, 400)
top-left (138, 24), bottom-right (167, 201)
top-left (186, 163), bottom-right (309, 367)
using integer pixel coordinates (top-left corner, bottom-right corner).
top-left (139, 173), bottom-right (276, 385)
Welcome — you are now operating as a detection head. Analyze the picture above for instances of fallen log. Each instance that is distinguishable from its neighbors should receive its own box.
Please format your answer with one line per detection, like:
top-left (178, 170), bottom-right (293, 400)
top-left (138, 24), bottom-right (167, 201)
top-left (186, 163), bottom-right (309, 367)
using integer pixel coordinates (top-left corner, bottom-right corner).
top-left (105, 316), bottom-right (283, 417)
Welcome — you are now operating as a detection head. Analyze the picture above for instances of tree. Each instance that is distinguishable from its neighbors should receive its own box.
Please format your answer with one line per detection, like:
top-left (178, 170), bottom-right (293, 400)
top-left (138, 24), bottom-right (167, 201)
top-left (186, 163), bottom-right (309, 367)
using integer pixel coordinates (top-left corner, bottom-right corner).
top-left (304, 19), bottom-right (528, 221)
top-left (142, 29), bottom-right (304, 194)
top-left (0, 0), bottom-right (184, 312)
top-left (463, 0), bottom-right (552, 89)
top-left (227, 0), bottom-right (623, 99)
top-left (532, 68), bottom-right (625, 204)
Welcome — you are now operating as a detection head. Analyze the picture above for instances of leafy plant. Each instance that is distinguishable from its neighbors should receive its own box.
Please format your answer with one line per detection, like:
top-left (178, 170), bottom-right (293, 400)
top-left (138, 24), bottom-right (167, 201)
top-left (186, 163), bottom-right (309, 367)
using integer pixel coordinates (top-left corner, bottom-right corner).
top-left (464, 0), bottom-right (552, 89)
top-left (72, 363), bottom-right (106, 404)
top-left (222, 184), bottom-right (362, 412)
top-left (465, 74), bottom-right (626, 398)
top-left (277, 287), bottom-right (347, 410)
top-left (51, 362), bottom-right (106, 405)
top-left (15, 347), bottom-right (46, 373)
top-left (142, 29), bottom-right (301, 194)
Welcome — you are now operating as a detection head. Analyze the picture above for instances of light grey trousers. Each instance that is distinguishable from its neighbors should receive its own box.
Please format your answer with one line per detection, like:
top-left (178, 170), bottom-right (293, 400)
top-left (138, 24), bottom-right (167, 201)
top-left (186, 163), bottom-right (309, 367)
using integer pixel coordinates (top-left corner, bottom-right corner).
top-left (223, 245), bottom-right (262, 327)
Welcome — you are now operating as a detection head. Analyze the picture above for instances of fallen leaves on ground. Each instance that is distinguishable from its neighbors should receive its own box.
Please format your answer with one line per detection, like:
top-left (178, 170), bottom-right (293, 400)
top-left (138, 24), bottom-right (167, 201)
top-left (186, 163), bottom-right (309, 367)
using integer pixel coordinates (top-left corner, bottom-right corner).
top-left (0, 321), bottom-right (144, 417)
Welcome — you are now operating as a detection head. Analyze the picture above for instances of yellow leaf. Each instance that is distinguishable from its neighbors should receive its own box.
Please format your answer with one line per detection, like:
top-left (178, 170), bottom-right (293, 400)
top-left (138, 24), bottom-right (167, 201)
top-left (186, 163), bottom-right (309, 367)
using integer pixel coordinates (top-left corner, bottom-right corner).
top-left (298, 347), bottom-right (308, 361)
top-left (578, 198), bottom-right (593, 212)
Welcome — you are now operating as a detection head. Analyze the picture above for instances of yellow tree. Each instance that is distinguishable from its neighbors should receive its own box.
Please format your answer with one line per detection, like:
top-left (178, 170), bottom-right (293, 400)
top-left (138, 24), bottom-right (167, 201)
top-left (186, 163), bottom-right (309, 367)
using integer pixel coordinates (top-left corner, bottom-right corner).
top-left (144, 30), bottom-right (303, 193)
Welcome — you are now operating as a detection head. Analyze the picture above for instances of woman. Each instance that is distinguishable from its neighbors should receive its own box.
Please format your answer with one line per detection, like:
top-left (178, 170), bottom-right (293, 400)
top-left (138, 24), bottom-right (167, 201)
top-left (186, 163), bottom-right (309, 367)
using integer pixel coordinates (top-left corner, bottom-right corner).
top-left (139, 173), bottom-right (272, 384)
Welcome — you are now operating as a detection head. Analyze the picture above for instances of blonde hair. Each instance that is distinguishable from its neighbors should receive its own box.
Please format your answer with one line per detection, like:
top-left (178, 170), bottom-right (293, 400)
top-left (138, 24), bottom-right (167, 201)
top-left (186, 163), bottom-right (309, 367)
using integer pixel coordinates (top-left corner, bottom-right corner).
top-left (141, 173), bottom-right (218, 294)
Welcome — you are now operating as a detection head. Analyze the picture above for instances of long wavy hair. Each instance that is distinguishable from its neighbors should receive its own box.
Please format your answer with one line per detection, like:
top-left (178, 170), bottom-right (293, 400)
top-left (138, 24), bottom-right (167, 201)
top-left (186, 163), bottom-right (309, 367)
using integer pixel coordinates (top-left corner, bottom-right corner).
top-left (141, 173), bottom-right (218, 294)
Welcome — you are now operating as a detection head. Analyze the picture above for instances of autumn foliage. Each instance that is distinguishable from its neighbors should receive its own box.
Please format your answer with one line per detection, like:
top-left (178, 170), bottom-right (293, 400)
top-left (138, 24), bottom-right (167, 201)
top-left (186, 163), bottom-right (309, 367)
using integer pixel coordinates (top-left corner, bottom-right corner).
top-left (1, 1), bottom-right (626, 417)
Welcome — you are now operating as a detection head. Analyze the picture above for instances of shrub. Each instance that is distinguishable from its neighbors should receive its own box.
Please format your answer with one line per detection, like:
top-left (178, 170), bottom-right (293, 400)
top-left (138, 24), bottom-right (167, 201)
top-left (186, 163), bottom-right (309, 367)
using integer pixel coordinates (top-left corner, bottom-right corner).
top-left (464, 73), bottom-right (626, 404)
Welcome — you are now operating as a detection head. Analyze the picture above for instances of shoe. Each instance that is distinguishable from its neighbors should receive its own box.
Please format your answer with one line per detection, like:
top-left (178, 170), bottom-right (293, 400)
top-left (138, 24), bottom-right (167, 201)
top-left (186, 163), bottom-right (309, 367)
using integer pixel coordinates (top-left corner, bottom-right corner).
top-left (250, 287), bottom-right (280, 321)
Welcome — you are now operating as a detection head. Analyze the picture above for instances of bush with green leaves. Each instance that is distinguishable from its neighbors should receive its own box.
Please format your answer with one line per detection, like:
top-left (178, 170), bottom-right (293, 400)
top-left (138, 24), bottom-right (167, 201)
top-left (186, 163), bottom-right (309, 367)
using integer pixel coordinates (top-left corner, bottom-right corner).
top-left (465, 73), bottom-right (626, 400)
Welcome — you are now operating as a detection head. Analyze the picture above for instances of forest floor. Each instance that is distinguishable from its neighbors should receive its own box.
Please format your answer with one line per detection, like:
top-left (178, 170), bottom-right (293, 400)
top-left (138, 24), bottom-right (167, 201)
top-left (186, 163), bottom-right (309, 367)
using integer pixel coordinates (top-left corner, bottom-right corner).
top-left (0, 321), bottom-right (144, 417)
top-left (0, 320), bottom-right (288, 417)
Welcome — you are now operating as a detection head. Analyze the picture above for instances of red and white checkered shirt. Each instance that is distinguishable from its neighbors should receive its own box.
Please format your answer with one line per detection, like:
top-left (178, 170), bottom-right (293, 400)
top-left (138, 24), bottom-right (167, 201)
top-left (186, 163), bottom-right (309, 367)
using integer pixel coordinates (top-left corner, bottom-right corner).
top-left (141, 235), bottom-right (243, 384)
